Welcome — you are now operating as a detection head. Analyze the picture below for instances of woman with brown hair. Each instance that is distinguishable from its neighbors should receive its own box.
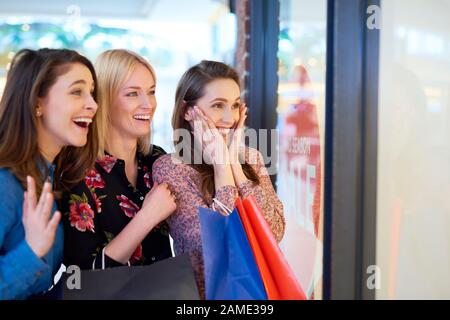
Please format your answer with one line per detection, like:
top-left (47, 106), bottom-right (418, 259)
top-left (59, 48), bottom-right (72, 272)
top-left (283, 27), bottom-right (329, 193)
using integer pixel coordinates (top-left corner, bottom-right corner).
top-left (152, 60), bottom-right (286, 299)
top-left (0, 48), bottom-right (99, 299)
top-left (60, 49), bottom-right (176, 272)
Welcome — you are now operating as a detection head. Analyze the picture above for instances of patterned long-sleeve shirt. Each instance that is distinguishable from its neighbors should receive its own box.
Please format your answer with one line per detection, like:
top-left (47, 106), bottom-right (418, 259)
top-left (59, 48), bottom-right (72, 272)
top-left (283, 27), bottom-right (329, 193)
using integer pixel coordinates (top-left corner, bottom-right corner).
top-left (152, 147), bottom-right (285, 299)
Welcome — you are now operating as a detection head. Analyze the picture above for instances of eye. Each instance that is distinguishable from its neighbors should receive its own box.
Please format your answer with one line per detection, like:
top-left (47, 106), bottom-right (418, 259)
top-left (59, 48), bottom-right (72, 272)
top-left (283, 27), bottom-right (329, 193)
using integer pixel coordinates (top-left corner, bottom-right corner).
top-left (126, 91), bottom-right (138, 97)
top-left (71, 89), bottom-right (82, 96)
top-left (211, 103), bottom-right (224, 109)
top-left (147, 90), bottom-right (156, 96)
top-left (232, 103), bottom-right (241, 110)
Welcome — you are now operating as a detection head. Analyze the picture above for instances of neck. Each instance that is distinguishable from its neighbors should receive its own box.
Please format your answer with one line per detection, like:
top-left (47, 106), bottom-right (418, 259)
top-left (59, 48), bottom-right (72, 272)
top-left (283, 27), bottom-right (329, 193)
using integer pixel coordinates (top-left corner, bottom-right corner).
top-left (37, 130), bottom-right (62, 164)
top-left (108, 129), bottom-right (138, 165)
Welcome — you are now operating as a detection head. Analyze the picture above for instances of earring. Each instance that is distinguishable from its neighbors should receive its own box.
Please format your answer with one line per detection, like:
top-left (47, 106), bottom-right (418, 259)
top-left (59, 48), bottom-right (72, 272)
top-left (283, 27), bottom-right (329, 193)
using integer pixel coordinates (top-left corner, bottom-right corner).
top-left (36, 110), bottom-right (42, 117)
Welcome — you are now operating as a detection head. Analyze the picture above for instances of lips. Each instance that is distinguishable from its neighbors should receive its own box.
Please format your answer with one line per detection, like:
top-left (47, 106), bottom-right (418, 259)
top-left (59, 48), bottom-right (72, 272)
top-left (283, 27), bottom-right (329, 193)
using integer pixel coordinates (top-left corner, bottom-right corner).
top-left (73, 117), bottom-right (93, 128)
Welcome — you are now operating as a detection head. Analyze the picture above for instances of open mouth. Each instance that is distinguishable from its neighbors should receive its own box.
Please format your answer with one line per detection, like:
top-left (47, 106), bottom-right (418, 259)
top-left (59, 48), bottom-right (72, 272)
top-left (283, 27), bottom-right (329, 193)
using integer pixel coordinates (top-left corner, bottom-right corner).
top-left (217, 127), bottom-right (232, 135)
top-left (73, 117), bottom-right (92, 128)
top-left (133, 114), bottom-right (151, 122)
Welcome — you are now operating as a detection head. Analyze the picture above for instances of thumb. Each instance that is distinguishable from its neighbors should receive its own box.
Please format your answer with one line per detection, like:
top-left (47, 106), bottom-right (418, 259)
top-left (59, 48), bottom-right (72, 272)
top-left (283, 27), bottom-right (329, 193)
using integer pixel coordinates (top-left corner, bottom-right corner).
top-left (149, 181), bottom-right (159, 193)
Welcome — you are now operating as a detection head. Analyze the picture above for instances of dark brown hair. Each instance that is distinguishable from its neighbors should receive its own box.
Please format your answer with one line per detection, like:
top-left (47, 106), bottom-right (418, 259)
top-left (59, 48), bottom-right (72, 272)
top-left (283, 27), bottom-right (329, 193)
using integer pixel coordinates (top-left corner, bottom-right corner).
top-left (0, 48), bottom-right (99, 196)
top-left (172, 60), bottom-right (259, 203)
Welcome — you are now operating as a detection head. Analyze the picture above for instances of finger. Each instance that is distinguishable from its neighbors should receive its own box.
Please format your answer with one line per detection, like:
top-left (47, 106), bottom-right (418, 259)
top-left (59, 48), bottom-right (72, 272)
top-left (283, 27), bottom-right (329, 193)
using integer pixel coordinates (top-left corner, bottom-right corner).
top-left (237, 109), bottom-right (247, 129)
top-left (36, 181), bottom-right (51, 214)
top-left (194, 108), bottom-right (211, 133)
top-left (238, 103), bottom-right (246, 116)
top-left (46, 211), bottom-right (61, 235)
top-left (194, 112), bottom-right (213, 144)
top-left (199, 109), bottom-right (217, 131)
top-left (41, 192), bottom-right (54, 222)
top-left (192, 110), bottom-right (206, 137)
top-left (27, 176), bottom-right (37, 211)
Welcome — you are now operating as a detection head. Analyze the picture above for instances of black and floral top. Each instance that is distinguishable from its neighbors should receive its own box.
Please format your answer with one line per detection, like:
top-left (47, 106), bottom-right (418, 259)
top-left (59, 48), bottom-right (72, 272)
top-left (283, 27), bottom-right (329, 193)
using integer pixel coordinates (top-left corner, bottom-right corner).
top-left (60, 145), bottom-right (172, 269)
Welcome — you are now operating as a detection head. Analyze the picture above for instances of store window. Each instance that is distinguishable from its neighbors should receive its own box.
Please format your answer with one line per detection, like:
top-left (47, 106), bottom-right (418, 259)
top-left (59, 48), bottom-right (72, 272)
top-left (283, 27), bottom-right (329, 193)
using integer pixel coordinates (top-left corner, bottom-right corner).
top-left (276, 0), bottom-right (327, 299)
top-left (377, 0), bottom-right (450, 299)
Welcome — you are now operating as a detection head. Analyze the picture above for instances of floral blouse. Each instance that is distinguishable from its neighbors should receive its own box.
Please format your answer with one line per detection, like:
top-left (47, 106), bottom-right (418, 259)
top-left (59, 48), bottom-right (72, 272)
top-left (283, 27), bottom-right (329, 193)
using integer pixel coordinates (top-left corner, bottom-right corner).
top-left (152, 147), bottom-right (286, 299)
top-left (60, 145), bottom-right (172, 270)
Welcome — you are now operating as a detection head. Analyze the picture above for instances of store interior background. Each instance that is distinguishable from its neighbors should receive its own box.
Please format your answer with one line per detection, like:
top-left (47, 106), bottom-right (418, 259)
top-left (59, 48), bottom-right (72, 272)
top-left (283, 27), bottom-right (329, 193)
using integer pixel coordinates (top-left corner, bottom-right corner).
top-left (1, 0), bottom-right (449, 299)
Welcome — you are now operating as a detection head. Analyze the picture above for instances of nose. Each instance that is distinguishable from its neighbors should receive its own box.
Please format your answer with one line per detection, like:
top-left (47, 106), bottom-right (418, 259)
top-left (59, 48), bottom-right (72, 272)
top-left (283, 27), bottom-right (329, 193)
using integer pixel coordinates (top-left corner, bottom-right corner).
top-left (222, 106), bottom-right (234, 123)
top-left (139, 94), bottom-right (155, 110)
top-left (85, 95), bottom-right (98, 112)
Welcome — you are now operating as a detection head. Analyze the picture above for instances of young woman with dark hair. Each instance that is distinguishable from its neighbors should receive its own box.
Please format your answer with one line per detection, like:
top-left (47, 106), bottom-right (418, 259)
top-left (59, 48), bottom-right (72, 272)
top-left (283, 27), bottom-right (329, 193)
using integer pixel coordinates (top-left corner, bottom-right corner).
top-left (0, 48), bottom-right (98, 299)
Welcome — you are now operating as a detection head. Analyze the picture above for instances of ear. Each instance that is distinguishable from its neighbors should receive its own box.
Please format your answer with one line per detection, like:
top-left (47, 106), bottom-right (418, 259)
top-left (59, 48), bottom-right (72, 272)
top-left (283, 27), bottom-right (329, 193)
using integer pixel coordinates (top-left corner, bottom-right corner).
top-left (184, 107), bottom-right (194, 121)
top-left (36, 97), bottom-right (45, 110)
top-left (35, 99), bottom-right (43, 117)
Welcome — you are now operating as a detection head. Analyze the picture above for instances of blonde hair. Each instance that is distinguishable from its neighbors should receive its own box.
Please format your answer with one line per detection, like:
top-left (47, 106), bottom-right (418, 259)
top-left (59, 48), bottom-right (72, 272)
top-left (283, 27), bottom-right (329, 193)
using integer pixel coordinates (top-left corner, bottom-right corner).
top-left (94, 49), bottom-right (156, 157)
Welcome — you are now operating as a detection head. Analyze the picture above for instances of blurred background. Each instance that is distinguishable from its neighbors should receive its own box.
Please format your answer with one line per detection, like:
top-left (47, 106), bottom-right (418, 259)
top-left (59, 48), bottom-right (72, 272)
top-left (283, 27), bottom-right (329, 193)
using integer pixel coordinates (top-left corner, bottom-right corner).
top-left (1, 0), bottom-right (449, 300)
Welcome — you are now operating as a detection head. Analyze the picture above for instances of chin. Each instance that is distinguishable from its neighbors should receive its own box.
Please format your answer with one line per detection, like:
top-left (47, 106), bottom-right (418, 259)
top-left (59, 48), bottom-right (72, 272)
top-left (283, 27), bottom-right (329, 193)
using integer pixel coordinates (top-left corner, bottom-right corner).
top-left (70, 137), bottom-right (88, 147)
top-left (135, 129), bottom-right (151, 138)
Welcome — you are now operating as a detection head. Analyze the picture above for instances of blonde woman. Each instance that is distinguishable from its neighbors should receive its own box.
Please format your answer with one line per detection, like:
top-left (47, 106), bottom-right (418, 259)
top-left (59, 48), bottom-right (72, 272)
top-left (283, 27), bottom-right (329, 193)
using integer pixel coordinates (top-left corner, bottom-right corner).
top-left (60, 49), bottom-right (176, 270)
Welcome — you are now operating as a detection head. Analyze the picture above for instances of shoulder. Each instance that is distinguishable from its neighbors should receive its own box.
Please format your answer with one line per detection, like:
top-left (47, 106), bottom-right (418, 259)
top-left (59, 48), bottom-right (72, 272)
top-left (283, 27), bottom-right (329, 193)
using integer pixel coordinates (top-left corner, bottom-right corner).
top-left (153, 153), bottom-right (186, 173)
top-left (151, 144), bottom-right (167, 157)
top-left (0, 168), bottom-right (24, 221)
top-left (0, 168), bottom-right (24, 198)
top-left (139, 144), bottom-right (167, 168)
top-left (152, 153), bottom-right (197, 182)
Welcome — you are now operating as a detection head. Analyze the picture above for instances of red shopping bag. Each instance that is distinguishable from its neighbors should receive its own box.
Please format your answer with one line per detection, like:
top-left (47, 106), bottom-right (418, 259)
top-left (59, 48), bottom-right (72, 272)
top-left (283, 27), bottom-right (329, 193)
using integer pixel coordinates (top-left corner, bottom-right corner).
top-left (235, 196), bottom-right (307, 300)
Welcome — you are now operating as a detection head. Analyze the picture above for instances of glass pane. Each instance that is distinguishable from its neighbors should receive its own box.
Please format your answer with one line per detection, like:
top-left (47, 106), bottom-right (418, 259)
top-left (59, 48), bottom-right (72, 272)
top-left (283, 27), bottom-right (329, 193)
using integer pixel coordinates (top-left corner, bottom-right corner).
top-left (277, 0), bottom-right (327, 299)
top-left (377, 0), bottom-right (450, 299)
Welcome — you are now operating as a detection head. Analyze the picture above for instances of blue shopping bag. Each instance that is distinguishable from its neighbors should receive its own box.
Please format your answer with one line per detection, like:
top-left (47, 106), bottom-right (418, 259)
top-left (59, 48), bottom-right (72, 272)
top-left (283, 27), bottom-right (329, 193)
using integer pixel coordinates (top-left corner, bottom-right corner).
top-left (198, 207), bottom-right (267, 300)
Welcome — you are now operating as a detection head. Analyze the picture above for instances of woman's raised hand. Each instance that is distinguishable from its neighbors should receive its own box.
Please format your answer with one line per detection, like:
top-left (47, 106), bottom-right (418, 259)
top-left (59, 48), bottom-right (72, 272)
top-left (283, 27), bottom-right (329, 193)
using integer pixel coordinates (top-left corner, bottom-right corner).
top-left (22, 176), bottom-right (61, 258)
top-left (189, 106), bottom-right (230, 166)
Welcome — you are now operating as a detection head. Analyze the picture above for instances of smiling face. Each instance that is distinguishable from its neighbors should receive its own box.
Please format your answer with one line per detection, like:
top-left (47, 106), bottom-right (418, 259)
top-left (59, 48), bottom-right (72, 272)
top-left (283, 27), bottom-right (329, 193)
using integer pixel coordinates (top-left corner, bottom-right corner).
top-left (110, 63), bottom-right (156, 142)
top-left (189, 78), bottom-right (241, 143)
top-left (36, 62), bottom-right (97, 159)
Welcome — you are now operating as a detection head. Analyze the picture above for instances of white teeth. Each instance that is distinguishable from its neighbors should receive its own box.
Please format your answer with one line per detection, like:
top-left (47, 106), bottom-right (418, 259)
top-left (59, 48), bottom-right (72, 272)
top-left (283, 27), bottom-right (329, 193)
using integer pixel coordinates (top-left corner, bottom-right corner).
top-left (133, 114), bottom-right (151, 120)
top-left (217, 128), bottom-right (231, 135)
top-left (73, 117), bottom-right (92, 123)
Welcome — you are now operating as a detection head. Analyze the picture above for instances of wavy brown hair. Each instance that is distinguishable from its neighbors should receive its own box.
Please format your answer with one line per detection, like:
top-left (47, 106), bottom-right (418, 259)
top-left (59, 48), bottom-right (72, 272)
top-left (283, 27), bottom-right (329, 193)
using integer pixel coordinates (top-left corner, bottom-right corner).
top-left (0, 48), bottom-right (99, 197)
top-left (172, 60), bottom-right (259, 203)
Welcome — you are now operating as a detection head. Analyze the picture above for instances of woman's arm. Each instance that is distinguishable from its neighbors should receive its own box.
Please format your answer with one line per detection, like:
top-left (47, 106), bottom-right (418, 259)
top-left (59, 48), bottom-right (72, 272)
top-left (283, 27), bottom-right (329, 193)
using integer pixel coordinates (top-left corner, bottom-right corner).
top-left (103, 182), bottom-right (175, 264)
top-left (0, 177), bottom-right (56, 299)
top-left (62, 178), bottom-right (175, 268)
top-left (0, 204), bottom-right (50, 299)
